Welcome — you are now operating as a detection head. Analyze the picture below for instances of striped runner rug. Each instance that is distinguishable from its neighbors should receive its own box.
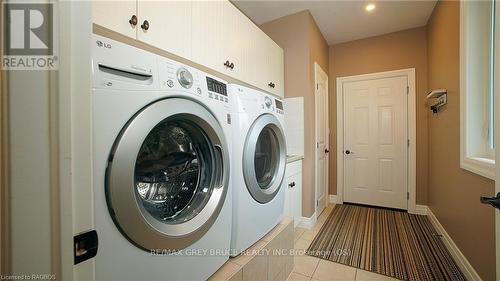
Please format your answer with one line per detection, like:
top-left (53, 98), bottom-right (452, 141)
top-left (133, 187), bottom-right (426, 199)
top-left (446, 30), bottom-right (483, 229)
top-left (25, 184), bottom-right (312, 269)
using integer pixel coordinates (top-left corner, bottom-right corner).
top-left (307, 204), bottom-right (466, 281)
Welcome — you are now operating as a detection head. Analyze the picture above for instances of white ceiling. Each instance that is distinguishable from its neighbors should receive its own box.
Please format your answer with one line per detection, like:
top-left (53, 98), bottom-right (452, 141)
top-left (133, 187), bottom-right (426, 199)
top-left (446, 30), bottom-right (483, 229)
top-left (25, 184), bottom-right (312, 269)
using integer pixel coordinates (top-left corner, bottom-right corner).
top-left (232, 0), bottom-right (437, 45)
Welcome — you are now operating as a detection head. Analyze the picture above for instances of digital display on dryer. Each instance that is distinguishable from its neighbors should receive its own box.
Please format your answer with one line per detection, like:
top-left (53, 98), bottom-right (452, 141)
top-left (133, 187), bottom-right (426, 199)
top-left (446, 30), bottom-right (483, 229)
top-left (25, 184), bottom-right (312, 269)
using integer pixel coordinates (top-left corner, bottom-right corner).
top-left (275, 99), bottom-right (283, 110)
top-left (206, 77), bottom-right (227, 96)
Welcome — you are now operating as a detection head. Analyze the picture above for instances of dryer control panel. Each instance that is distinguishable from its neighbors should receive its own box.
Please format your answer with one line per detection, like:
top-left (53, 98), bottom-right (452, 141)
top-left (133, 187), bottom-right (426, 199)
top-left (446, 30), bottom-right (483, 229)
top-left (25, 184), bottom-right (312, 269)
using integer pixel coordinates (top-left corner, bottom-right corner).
top-left (261, 94), bottom-right (284, 115)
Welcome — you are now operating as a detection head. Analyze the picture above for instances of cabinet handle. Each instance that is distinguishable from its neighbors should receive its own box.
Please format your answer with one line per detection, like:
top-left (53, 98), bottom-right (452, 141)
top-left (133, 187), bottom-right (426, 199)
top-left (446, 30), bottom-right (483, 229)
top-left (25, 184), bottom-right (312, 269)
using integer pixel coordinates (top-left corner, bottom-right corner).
top-left (268, 82), bottom-right (275, 88)
top-left (224, 60), bottom-right (235, 69)
top-left (129, 15), bottom-right (138, 26)
top-left (288, 182), bottom-right (296, 188)
top-left (141, 20), bottom-right (150, 31)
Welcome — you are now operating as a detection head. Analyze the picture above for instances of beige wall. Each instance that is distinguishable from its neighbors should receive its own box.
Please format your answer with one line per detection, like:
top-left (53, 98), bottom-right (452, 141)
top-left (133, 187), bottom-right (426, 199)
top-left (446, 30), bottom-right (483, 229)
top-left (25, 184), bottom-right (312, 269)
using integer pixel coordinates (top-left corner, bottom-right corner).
top-left (427, 2), bottom-right (496, 280)
top-left (262, 10), bottom-right (329, 217)
top-left (328, 27), bottom-right (429, 205)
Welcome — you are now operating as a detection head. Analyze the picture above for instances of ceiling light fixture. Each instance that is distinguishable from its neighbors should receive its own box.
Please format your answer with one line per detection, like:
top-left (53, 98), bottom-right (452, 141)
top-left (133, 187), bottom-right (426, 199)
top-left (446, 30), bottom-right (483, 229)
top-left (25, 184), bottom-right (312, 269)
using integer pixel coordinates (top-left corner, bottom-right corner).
top-left (365, 3), bottom-right (376, 12)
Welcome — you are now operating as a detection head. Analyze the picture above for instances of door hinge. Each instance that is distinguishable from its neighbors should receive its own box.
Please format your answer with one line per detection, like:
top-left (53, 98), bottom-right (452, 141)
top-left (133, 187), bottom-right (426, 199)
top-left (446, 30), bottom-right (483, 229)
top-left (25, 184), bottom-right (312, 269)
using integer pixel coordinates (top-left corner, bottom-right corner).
top-left (407, 192), bottom-right (410, 200)
top-left (407, 139), bottom-right (410, 147)
top-left (406, 86), bottom-right (409, 94)
top-left (317, 84), bottom-right (319, 90)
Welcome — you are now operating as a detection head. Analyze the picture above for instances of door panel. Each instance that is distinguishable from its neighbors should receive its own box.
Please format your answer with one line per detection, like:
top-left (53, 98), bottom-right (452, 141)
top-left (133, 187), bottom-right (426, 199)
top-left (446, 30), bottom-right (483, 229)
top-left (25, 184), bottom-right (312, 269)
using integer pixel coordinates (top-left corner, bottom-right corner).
top-left (343, 76), bottom-right (408, 209)
top-left (137, 1), bottom-right (192, 60)
top-left (314, 63), bottom-right (329, 214)
top-left (92, 1), bottom-right (137, 39)
top-left (315, 71), bottom-right (328, 213)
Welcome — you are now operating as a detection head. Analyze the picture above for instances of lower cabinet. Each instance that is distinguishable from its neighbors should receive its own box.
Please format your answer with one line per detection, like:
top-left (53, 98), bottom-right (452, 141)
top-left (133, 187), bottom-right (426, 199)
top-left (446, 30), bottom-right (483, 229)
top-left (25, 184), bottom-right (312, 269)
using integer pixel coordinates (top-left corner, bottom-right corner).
top-left (283, 160), bottom-right (302, 227)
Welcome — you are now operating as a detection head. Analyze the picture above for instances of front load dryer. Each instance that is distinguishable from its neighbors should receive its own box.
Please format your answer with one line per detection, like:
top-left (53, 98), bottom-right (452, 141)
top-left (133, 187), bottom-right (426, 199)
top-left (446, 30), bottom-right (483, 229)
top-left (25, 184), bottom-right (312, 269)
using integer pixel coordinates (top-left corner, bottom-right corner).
top-left (229, 84), bottom-right (287, 256)
top-left (92, 35), bottom-right (232, 281)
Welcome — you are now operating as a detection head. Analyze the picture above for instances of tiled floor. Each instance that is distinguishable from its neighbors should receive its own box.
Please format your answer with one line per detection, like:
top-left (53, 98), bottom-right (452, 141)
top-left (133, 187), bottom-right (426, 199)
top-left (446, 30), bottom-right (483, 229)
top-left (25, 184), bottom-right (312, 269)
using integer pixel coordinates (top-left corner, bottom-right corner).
top-left (289, 204), bottom-right (401, 281)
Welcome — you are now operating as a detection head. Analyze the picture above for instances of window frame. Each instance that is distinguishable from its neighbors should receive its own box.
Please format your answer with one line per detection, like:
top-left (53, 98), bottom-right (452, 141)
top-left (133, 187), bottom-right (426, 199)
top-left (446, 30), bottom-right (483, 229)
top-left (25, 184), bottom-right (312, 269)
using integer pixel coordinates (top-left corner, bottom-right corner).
top-left (460, 0), bottom-right (496, 180)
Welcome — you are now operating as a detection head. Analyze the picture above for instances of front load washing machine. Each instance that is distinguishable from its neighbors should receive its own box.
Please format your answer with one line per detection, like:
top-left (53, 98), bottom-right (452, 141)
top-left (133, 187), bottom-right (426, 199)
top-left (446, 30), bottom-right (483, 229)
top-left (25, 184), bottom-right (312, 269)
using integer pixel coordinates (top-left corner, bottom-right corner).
top-left (229, 84), bottom-right (287, 256)
top-left (92, 35), bottom-right (232, 280)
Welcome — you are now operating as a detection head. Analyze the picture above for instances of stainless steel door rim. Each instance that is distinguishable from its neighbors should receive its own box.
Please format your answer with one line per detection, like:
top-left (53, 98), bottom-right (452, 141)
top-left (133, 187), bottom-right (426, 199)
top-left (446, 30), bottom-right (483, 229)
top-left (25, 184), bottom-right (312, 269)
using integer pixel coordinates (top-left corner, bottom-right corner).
top-left (106, 97), bottom-right (229, 251)
top-left (243, 113), bottom-right (286, 204)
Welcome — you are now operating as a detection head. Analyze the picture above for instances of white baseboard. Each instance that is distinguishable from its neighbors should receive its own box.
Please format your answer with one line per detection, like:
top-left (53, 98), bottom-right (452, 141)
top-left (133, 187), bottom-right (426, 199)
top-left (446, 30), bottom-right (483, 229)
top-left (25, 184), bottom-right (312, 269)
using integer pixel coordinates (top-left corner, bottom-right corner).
top-left (297, 211), bottom-right (317, 230)
top-left (412, 204), bottom-right (428, 215)
top-left (329, 194), bottom-right (342, 204)
top-left (427, 208), bottom-right (482, 281)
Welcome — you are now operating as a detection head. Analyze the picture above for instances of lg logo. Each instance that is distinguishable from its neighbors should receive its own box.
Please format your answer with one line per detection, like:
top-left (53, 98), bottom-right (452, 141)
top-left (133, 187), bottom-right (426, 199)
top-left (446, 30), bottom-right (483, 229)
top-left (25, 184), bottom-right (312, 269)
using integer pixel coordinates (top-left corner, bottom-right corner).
top-left (2, 3), bottom-right (58, 70)
top-left (96, 40), bottom-right (112, 49)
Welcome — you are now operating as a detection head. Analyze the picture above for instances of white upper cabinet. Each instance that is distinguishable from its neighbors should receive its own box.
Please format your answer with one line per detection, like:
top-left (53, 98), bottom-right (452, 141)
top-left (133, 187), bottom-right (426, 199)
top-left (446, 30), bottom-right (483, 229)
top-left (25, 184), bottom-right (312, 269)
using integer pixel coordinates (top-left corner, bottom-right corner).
top-left (91, 0), bottom-right (284, 98)
top-left (219, 1), bottom-right (246, 80)
top-left (137, 1), bottom-right (192, 60)
top-left (92, 1), bottom-right (137, 39)
top-left (191, 1), bottom-right (224, 73)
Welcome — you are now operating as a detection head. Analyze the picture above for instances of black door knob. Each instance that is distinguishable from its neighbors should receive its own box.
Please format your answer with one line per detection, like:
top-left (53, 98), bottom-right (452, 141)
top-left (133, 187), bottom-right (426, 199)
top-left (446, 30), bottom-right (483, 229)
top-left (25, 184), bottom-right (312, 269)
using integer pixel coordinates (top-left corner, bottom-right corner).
top-left (325, 148), bottom-right (330, 154)
top-left (141, 20), bottom-right (149, 31)
top-left (345, 150), bottom-right (351, 155)
top-left (480, 192), bottom-right (500, 210)
top-left (129, 15), bottom-right (138, 26)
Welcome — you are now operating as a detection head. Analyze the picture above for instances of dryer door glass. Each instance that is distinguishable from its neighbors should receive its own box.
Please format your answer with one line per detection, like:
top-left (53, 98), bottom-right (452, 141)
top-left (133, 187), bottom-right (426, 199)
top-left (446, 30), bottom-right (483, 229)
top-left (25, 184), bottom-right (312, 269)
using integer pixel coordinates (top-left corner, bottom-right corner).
top-left (135, 118), bottom-right (214, 224)
top-left (254, 126), bottom-right (279, 189)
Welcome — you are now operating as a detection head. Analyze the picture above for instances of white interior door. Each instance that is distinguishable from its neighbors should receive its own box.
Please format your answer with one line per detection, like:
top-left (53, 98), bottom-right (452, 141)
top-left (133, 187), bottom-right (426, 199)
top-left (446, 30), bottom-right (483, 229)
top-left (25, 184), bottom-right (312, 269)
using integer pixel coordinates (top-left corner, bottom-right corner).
top-left (343, 76), bottom-right (408, 210)
top-left (315, 63), bottom-right (329, 214)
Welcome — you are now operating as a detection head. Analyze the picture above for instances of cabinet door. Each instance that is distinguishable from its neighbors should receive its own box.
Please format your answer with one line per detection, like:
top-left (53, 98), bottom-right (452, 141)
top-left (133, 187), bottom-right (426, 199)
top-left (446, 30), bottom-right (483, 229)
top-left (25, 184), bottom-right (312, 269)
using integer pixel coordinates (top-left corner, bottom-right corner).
top-left (92, 1), bottom-right (137, 39)
top-left (262, 39), bottom-right (284, 97)
top-left (137, 1), bottom-right (192, 60)
top-left (219, 1), bottom-right (246, 79)
top-left (270, 43), bottom-right (284, 97)
top-left (250, 29), bottom-right (284, 97)
top-left (292, 171), bottom-right (302, 221)
top-left (283, 178), bottom-right (292, 217)
top-left (191, 1), bottom-right (224, 73)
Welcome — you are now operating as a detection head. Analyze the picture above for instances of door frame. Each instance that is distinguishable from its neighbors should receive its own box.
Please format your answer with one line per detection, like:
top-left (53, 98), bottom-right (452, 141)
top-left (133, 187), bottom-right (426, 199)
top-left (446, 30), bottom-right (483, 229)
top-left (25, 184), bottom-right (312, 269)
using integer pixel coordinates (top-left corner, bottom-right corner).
top-left (494, 0), bottom-right (500, 277)
top-left (1, 52), bottom-right (10, 275)
top-left (336, 68), bottom-right (417, 213)
top-left (314, 62), bottom-right (329, 216)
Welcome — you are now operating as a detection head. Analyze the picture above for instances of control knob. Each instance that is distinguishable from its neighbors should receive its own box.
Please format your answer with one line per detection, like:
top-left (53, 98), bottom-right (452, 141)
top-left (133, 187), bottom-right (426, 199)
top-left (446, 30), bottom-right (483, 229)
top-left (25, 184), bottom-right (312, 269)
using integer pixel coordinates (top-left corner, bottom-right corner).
top-left (264, 96), bottom-right (272, 108)
top-left (177, 68), bottom-right (193, 89)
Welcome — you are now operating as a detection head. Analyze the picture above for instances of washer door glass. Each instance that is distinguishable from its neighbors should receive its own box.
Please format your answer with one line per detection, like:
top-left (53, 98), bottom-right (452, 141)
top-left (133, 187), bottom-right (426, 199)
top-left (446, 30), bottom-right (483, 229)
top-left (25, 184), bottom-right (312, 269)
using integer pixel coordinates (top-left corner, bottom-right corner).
top-left (135, 119), bottom-right (213, 224)
top-left (243, 114), bottom-right (286, 204)
top-left (254, 126), bottom-right (279, 189)
top-left (106, 98), bottom-right (229, 251)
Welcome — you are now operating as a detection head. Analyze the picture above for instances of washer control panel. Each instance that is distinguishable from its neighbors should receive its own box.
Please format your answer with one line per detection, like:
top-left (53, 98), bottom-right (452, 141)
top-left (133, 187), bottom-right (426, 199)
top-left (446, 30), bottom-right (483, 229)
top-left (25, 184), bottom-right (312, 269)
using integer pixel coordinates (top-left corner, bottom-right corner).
top-left (158, 58), bottom-right (229, 104)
